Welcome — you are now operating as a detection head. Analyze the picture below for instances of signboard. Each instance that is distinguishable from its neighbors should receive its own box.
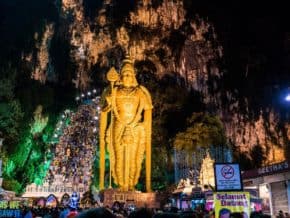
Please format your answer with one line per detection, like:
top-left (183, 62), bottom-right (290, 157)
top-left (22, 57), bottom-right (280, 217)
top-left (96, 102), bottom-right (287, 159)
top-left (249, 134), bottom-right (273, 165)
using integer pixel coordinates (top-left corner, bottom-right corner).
top-left (242, 160), bottom-right (290, 179)
top-left (214, 163), bottom-right (242, 191)
top-left (0, 210), bottom-right (21, 218)
top-left (258, 161), bottom-right (289, 176)
top-left (214, 192), bottom-right (250, 218)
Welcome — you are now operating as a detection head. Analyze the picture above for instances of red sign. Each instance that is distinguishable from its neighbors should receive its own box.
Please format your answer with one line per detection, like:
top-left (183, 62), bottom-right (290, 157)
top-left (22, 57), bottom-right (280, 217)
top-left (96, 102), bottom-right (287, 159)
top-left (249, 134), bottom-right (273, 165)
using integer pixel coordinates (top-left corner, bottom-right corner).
top-left (221, 165), bottom-right (235, 179)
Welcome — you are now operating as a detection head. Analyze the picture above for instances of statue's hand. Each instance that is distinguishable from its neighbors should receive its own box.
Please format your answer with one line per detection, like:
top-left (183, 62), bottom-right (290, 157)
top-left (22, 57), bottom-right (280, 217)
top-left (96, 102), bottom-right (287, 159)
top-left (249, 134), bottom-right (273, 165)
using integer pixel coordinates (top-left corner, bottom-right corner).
top-left (105, 95), bottom-right (112, 103)
top-left (128, 114), bottom-right (142, 127)
top-left (128, 121), bottom-right (138, 128)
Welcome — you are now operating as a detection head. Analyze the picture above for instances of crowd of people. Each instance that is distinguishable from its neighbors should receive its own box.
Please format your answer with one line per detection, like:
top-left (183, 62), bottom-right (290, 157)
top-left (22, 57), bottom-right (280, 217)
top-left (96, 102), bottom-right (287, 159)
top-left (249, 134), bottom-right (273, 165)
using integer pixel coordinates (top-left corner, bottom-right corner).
top-left (19, 204), bottom-right (285, 218)
top-left (45, 104), bottom-right (98, 193)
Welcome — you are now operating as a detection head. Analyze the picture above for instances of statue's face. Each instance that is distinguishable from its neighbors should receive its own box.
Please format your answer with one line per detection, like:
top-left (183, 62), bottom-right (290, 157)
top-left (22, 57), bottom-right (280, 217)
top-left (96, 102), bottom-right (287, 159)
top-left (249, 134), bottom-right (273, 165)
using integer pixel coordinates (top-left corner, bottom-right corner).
top-left (122, 70), bottom-right (134, 87)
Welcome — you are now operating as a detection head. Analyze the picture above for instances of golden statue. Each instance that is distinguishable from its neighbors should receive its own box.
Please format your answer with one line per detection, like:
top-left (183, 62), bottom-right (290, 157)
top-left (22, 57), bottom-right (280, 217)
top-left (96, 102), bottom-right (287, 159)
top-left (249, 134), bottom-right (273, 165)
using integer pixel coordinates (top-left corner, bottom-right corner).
top-left (99, 56), bottom-right (153, 192)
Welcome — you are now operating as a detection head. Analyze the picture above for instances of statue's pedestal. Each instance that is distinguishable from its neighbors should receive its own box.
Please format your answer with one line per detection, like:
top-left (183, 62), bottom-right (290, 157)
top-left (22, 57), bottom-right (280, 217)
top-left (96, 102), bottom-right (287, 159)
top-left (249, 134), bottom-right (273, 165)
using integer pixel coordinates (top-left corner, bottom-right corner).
top-left (101, 189), bottom-right (160, 208)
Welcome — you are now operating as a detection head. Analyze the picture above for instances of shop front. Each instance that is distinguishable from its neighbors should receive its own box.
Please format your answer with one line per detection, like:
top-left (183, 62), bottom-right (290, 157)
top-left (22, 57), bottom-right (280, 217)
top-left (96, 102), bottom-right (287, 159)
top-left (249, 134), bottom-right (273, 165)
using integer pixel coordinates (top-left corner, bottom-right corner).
top-left (242, 160), bottom-right (290, 216)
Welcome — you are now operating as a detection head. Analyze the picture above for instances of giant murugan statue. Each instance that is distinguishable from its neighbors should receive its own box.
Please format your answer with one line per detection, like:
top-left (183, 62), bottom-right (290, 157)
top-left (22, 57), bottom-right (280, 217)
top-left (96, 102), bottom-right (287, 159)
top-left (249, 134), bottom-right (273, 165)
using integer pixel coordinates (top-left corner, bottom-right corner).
top-left (99, 56), bottom-right (153, 192)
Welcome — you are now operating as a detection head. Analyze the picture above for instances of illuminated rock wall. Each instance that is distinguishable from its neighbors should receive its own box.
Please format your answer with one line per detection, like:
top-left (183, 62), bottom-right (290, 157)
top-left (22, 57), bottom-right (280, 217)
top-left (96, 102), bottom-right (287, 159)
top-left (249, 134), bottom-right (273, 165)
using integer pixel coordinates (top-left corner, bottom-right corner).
top-left (25, 0), bottom-right (288, 165)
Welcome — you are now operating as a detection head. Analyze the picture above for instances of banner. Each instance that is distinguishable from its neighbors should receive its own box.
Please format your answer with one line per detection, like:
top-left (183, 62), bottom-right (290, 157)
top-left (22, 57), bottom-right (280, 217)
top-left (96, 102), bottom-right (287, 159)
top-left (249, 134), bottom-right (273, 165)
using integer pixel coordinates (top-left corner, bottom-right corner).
top-left (0, 201), bottom-right (21, 218)
top-left (214, 192), bottom-right (250, 218)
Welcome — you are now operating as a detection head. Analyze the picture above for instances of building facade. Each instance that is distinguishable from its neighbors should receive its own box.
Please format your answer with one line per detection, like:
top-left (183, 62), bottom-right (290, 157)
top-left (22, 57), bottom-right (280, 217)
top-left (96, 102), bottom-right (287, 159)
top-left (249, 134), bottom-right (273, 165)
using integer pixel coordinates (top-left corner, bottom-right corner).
top-left (242, 161), bottom-right (290, 216)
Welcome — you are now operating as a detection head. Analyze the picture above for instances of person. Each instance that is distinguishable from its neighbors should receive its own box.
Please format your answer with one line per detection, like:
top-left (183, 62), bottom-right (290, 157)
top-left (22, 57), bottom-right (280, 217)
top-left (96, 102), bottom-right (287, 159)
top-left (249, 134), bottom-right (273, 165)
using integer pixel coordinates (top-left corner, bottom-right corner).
top-left (67, 208), bottom-right (78, 218)
top-left (59, 206), bottom-right (70, 218)
top-left (219, 208), bottom-right (231, 218)
top-left (76, 208), bottom-right (115, 218)
top-left (23, 207), bottom-right (33, 218)
top-left (278, 210), bottom-right (285, 218)
top-left (99, 56), bottom-right (153, 192)
top-left (128, 208), bottom-right (153, 218)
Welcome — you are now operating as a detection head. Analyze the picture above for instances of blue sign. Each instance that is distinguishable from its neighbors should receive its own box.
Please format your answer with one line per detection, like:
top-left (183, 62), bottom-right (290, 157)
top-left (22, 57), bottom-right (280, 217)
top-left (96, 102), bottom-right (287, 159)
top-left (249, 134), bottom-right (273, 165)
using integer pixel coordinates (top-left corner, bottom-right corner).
top-left (214, 163), bottom-right (243, 191)
top-left (0, 209), bottom-right (21, 218)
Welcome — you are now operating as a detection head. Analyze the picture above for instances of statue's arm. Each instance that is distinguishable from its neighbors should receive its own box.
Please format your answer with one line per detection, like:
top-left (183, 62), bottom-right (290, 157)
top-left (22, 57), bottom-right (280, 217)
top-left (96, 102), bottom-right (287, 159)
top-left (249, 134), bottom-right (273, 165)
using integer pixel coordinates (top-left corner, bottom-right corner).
top-left (99, 91), bottom-right (111, 142)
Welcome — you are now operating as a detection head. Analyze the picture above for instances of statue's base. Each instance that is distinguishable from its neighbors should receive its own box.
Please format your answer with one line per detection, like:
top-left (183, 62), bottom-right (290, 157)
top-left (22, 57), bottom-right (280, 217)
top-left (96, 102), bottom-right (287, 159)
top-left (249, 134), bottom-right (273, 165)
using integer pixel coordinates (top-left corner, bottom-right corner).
top-left (101, 189), bottom-right (160, 208)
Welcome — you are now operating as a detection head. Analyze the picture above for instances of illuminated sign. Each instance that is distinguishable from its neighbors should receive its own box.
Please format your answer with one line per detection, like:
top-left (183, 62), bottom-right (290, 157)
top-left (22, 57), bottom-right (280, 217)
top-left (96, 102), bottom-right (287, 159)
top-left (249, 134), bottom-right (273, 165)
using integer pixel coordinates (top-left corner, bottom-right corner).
top-left (214, 163), bottom-right (243, 191)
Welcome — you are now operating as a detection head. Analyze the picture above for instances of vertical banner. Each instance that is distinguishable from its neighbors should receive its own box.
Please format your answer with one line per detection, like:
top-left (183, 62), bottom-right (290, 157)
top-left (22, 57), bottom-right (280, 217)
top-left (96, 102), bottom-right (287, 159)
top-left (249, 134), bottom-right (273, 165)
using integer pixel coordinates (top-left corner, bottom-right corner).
top-left (214, 192), bottom-right (250, 218)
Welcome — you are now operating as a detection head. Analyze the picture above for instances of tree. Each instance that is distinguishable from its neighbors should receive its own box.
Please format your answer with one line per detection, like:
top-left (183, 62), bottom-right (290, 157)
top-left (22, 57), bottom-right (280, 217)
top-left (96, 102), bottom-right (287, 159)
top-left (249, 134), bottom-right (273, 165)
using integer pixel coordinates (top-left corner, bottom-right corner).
top-left (0, 69), bottom-right (24, 151)
top-left (173, 112), bottom-right (227, 152)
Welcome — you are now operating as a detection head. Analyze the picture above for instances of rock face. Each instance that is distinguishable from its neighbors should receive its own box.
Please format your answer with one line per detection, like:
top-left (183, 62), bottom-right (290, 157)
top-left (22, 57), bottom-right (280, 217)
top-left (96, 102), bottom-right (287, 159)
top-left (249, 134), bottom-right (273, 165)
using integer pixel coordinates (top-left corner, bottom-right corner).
top-left (25, 0), bottom-right (288, 165)
top-left (29, 23), bottom-right (55, 84)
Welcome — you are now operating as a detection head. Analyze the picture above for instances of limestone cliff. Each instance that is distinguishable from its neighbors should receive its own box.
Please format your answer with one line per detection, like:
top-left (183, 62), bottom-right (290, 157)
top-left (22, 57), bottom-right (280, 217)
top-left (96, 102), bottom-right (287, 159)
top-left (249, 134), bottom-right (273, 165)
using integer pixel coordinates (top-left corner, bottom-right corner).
top-left (25, 0), bottom-right (289, 165)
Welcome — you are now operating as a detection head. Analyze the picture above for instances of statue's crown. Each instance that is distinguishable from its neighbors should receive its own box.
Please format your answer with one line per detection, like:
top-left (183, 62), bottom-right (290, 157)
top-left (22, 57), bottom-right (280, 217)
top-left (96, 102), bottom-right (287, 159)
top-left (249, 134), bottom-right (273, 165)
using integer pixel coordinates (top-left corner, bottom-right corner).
top-left (121, 55), bottom-right (135, 75)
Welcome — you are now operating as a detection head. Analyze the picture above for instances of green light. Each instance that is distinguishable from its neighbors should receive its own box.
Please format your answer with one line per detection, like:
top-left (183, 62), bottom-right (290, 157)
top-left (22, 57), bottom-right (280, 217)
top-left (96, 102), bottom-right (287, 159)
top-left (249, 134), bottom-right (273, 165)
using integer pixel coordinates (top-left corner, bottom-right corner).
top-left (4, 160), bottom-right (15, 177)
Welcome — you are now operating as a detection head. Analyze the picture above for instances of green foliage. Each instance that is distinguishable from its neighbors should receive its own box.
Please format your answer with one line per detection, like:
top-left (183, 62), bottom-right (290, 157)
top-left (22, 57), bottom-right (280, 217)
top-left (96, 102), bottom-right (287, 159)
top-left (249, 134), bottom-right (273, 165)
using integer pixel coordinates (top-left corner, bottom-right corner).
top-left (9, 132), bottom-right (33, 167)
top-left (0, 71), bottom-right (24, 149)
top-left (2, 179), bottom-right (22, 194)
top-left (174, 112), bottom-right (227, 152)
top-left (2, 132), bottom-right (35, 193)
top-left (3, 160), bottom-right (16, 178)
top-left (2, 105), bottom-right (57, 193)
top-left (30, 117), bottom-right (49, 135)
top-left (0, 101), bottom-right (23, 146)
top-left (151, 147), bottom-right (171, 191)
top-left (0, 79), bottom-right (14, 100)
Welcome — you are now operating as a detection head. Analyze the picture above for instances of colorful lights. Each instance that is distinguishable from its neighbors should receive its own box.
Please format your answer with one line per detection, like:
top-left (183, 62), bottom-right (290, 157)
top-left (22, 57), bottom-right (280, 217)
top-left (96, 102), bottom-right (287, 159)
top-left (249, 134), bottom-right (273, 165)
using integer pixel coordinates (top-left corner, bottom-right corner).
top-left (75, 88), bottom-right (99, 104)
